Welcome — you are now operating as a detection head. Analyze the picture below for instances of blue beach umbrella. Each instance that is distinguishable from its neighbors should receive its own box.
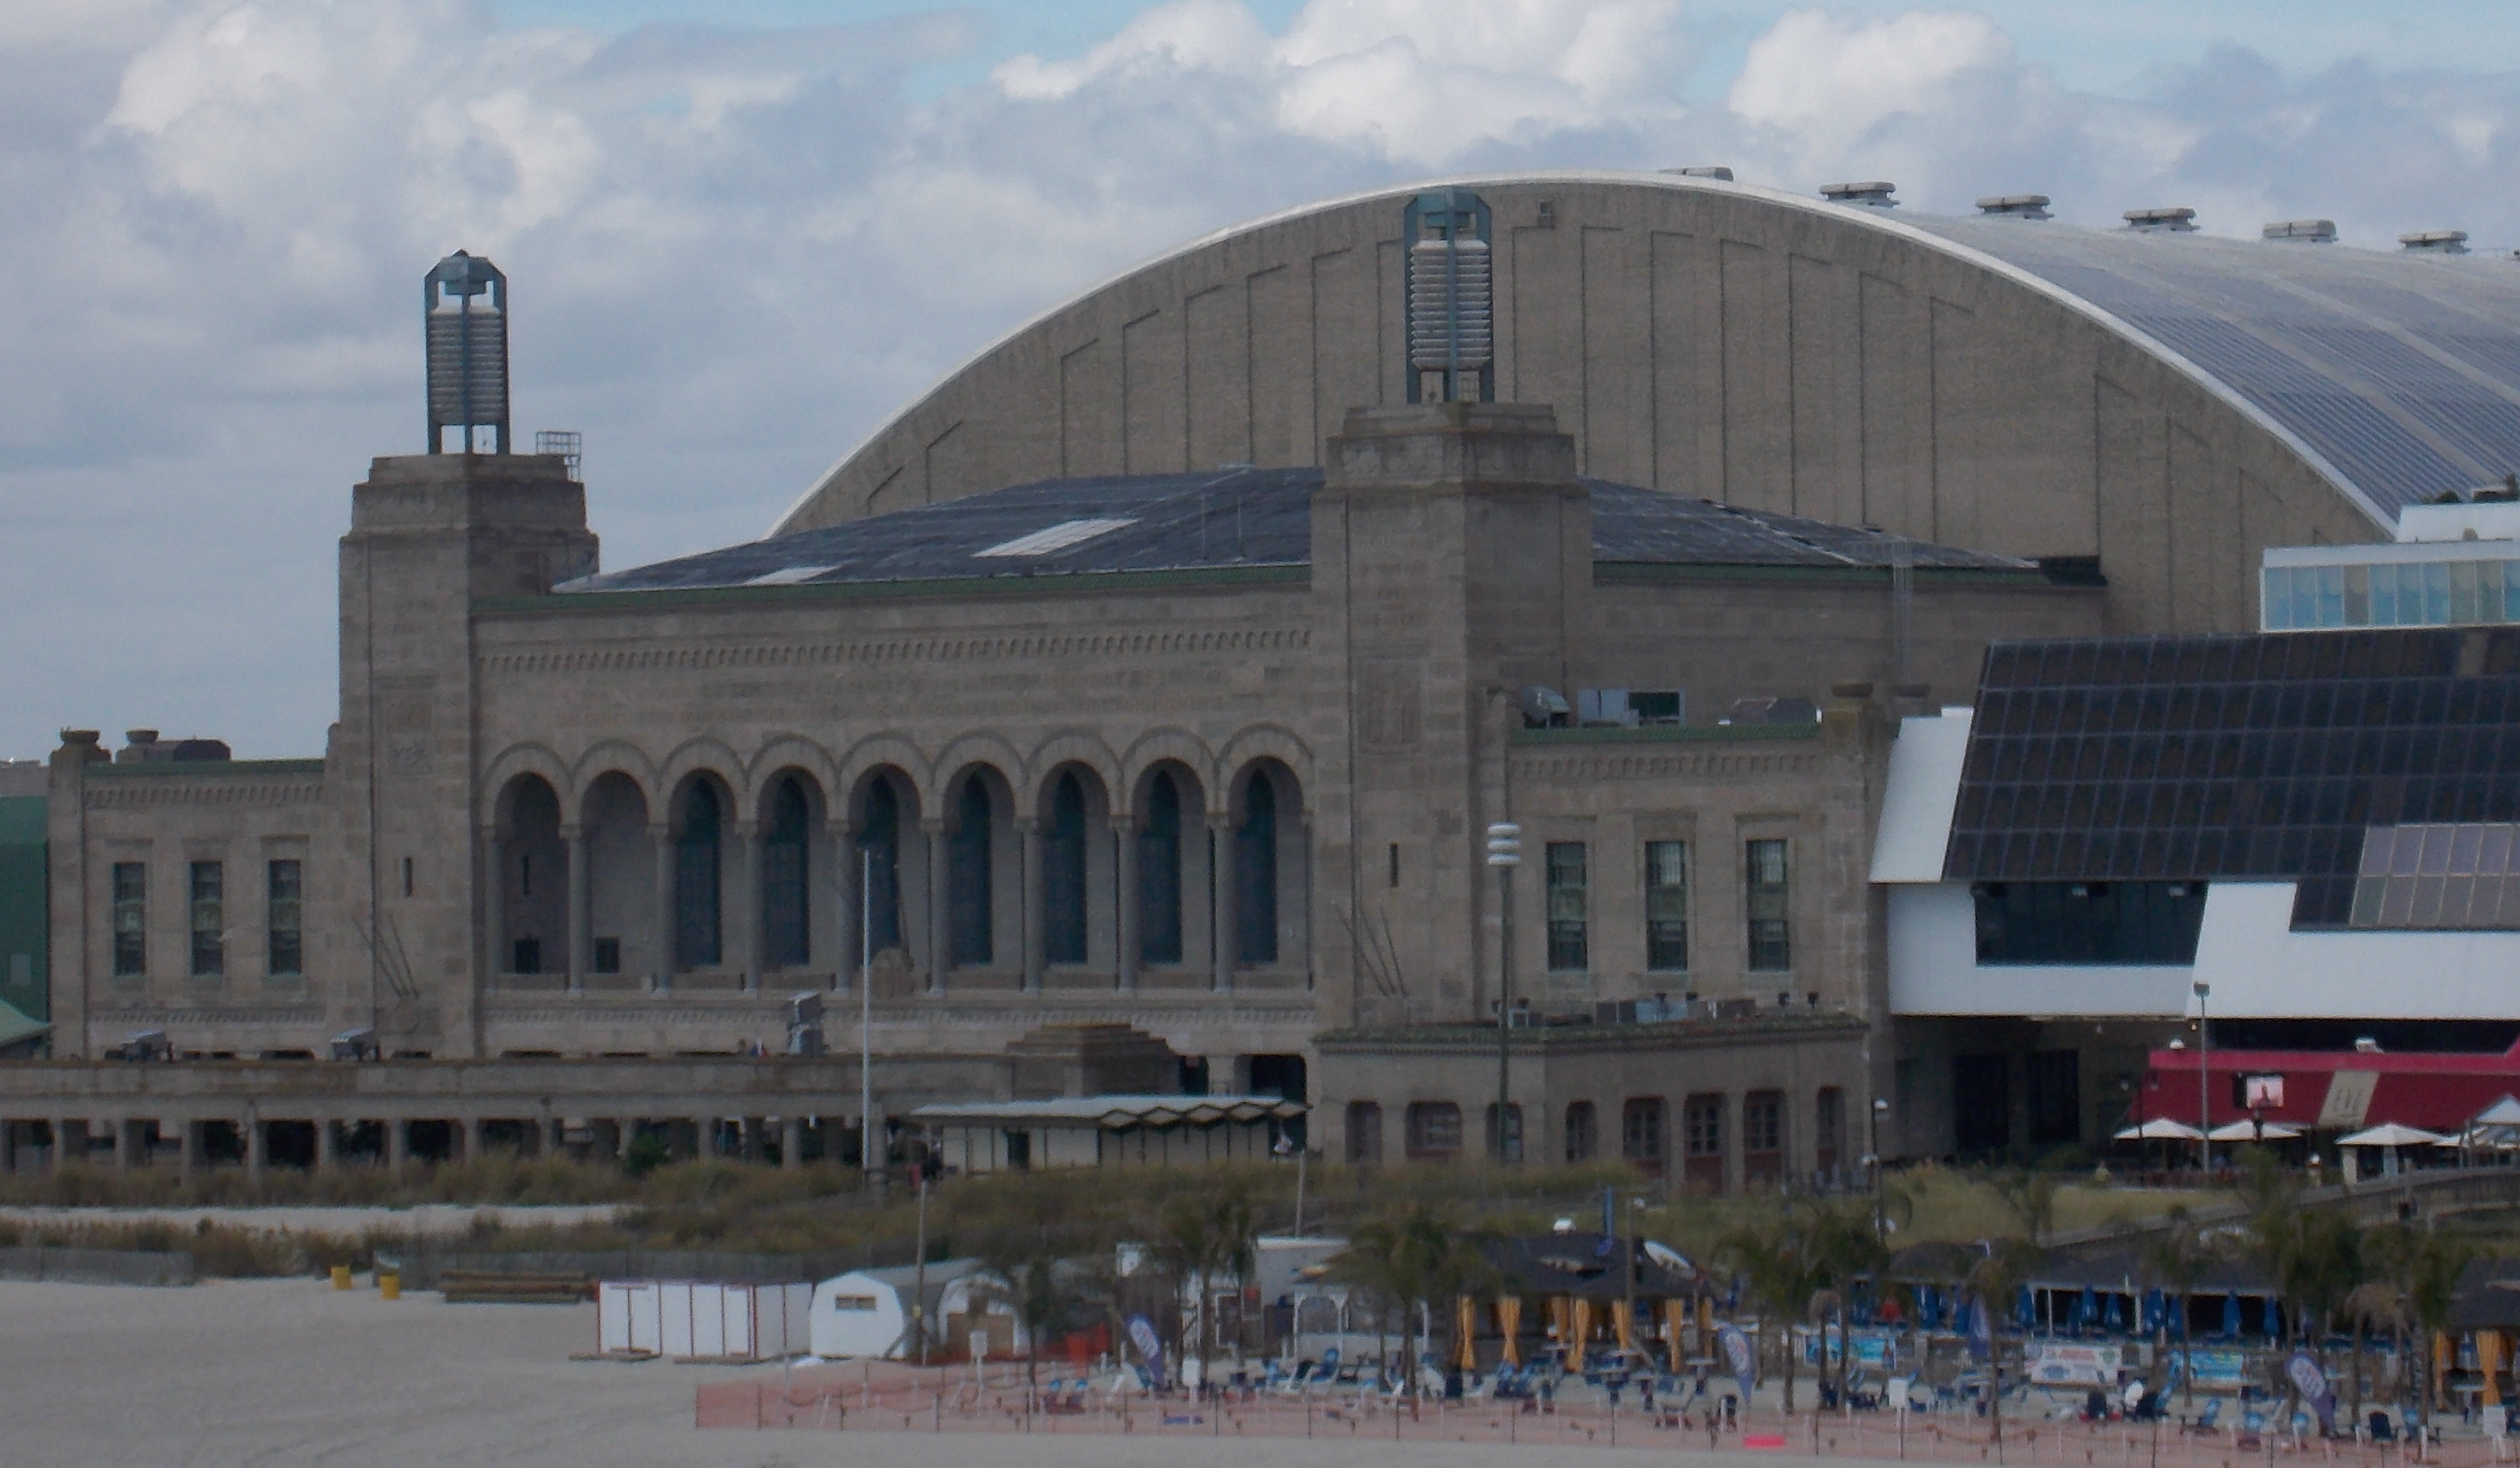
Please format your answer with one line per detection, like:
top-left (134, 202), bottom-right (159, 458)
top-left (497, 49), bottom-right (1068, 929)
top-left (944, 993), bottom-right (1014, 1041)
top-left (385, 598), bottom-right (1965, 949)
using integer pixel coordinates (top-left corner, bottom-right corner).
top-left (2222, 1293), bottom-right (2242, 1338)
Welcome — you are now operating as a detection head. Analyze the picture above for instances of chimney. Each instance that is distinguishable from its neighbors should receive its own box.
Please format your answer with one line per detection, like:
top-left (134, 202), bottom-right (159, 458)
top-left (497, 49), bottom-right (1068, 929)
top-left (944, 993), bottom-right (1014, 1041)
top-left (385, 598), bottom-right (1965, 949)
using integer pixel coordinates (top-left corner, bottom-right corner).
top-left (1820, 180), bottom-right (1896, 209)
top-left (2123, 206), bottom-right (2198, 233)
top-left (1976, 194), bottom-right (2051, 219)
top-left (2263, 219), bottom-right (2338, 244)
top-left (2400, 230), bottom-right (2470, 255)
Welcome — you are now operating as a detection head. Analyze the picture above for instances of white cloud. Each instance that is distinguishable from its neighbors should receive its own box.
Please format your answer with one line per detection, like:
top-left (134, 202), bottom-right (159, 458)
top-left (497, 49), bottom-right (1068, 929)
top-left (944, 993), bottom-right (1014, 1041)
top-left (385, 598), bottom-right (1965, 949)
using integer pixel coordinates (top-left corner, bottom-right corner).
top-left (8, 0), bottom-right (2520, 756)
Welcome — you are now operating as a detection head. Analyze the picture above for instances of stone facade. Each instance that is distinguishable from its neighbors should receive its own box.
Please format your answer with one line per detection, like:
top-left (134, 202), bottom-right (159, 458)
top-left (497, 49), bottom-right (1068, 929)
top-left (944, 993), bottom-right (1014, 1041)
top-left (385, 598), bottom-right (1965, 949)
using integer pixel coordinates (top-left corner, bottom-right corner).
top-left (21, 402), bottom-right (2104, 1177)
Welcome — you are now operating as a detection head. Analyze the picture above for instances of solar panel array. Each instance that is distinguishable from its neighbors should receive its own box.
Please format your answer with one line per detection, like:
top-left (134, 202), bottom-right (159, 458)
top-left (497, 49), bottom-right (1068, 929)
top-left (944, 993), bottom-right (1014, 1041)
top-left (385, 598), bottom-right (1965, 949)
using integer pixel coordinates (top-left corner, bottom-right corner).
top-left (1908, 216), bottom-right (2520, 515)
top-left (1945, 628), bottom-right (2520, 930)
top-left (565, 470), bottom-right (2031, 593)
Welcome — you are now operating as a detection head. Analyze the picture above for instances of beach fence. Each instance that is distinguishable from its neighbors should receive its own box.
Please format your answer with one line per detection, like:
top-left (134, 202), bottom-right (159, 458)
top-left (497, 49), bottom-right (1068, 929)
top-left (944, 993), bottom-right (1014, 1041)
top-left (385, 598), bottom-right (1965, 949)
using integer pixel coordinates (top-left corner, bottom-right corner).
top-left (698, 1365), bottom-right (2505, 1468)
top-left (0, 1246), bottom-right (194, 1287)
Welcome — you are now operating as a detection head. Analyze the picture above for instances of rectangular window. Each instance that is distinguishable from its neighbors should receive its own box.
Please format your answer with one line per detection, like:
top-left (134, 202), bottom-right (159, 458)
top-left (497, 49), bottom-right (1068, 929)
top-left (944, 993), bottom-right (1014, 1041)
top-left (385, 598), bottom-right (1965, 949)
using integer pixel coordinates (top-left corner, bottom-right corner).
top-left (1746, 839), bottom-right (1791, 971)
top-left (1485, 1102), bottom-right (1523, 1163)
top-left (112, 863), bottom-right (146, 977)
top-left (1621, 1097), bottom-right (1666, 1177)
top-left (1743, 1090), bottom-right (1785, 1184)
top-left (1645, 839), bottom-right (1688, 970)
top-left (1563, 1101), bottom-right (1597, 1163)
top-left (1545, 841), bottom-right (1587, 971)
top-left (512, 938), bottom-right (543, 974)
top-left (593, 938), bottom-right (622, 974)
top-left (189, 861), bottom-right (224, 978)
top-left (2343, 563), bottom-right (2370, 626)
top-left (1345, 1102), bottom-right (1384, 1165)
top-left (1815, 1087), bottom-right (1844, 1175)
top-left (2028, 1049), bottom-right (2082, 1146)
top-left (1683, 1093), bottom-right (1725, 1193)
top-left (266, 860), bottom-right (303, 978)
top-left (1404, 1102), bottom-right (1462, 1160)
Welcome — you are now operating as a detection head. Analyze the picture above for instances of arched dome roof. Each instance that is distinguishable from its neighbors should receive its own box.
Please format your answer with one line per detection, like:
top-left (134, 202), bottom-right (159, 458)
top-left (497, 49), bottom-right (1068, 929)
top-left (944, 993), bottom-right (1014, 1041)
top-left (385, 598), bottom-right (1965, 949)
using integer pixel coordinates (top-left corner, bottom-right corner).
top-left (776, 172), bottom-right (2520, 629)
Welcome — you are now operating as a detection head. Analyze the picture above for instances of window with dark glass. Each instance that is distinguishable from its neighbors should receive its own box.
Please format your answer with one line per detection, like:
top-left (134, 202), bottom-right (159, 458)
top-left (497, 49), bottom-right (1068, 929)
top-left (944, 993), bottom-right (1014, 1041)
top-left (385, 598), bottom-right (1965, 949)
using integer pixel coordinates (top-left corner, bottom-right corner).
top-left (267, 859), bottom-right (303, 977)
top-left (1404, 1101), bottom-right (1462, 1160)
top-left (1345, 1101), bottom-right (1383, 1164)
top-left (112, 862), bottom-right (146, 977)
top-left (1952, 1054), bottom-right (2010, 1155)
top-left (948, 777), bottom-right (993, 966)
top-left (189, 860), bottom-right (224, 977)
top-left (1563, 1100), bottom-right (1597, 1162)
top-left (1485, 1102), bottom-right (1523, 1163)
top-left (762, 777), bottom-right (811, 969)
top-left (674, 783), bottom-right (723, 968)
top-left (1237, 774), bottom-right (1278, 965)
top-left (2027, 1049), bottom-right (2080, 1146)
top-left (1545, 841), bottom-right (1587, 970)
top-left (1814, 1087), bottom-right (1843, 1174)
top-left (860, 776), bottom-right (903, 954)
top-left (1746, 839), bottom-right (1791, 970)
top-left (1971, 880), bottom-right (2208, 964)
top-left (1139, 772), bottom-right (1184, 965)
top-left (1742, 1092), bottom-right (1783, 1155)
top-left (1621, 1097), bottom-right (1665, 1171)
top-left (1044, 773), bottom-right (1089, 965)
top-left (1683, 1093), bottom-right (1725, 1190)
top-left (1645, 839), bottom-right (1688, 970)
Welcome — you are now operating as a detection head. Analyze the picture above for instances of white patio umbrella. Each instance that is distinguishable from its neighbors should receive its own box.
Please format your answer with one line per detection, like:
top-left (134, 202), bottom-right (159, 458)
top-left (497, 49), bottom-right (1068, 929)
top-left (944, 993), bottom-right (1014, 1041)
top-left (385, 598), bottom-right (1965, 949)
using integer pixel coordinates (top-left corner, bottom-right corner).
top-left (2207, 1119), bottom-right (2303, 1143)
top-left (2337, 1123), bottom-right (2454, 1148)
top-left (2114, 1117), bottom-right (2206, 1141)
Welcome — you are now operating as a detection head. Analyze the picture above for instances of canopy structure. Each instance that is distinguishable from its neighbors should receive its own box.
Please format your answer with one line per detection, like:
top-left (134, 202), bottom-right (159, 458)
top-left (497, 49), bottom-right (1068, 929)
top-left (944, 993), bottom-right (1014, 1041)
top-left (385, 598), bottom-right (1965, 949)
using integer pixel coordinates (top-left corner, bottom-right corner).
top-left (2114, 1117), bottom-right (2205, 1141)
top-left (2207, 1119), bottom-right (2303, 1143)
top-left (911, 1093), bottom-right (1307, 1174)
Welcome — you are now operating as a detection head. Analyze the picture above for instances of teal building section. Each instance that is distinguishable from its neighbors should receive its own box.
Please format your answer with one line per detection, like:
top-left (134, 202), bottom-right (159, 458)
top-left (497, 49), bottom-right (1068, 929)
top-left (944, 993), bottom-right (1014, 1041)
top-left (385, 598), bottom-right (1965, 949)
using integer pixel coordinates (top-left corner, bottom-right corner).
top-left (0, 797), bottom-right (45, 1023)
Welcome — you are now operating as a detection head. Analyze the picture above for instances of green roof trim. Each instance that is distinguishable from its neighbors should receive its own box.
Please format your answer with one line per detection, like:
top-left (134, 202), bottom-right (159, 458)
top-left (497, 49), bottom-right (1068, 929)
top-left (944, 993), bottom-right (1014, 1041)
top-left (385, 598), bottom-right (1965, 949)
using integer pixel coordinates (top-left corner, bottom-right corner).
top-left (0, 796), bottom-right (43, 846)
top-left (482, 562), bottom-right (1309, 616)
top-left (85, 759), bottom-right (326, 779)
top-left (1594, 560), bottom-right (2060, 589)
top-left (1510, 721), bottom-right (1820, 747)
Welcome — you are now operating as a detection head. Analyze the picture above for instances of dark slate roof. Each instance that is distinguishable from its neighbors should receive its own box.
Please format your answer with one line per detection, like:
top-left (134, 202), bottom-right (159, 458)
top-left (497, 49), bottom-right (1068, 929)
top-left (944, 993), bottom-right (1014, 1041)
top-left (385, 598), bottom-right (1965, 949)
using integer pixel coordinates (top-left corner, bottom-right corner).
top-left (1905, 211), bottom-right (2520, 522)
top-left (564, 469), bottom-right (2029, 594)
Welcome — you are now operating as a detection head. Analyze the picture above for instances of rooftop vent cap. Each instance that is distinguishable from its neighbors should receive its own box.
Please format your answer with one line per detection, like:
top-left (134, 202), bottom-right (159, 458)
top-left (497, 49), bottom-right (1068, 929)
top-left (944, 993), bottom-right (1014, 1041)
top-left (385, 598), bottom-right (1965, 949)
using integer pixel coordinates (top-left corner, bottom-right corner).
top-left (1820, 180), bottom-right (1896, 208)
top-left (2123, 206), bottom-right (2198, 233)
top-left (2263, 218), bottom-right (2338, 244)
top-left (1663, 165), bottom-right (1733, 180)
top-left (2401, 229), bottom-right (2471, 255)
top-left (1976, 194), bottom-right (2051, 219)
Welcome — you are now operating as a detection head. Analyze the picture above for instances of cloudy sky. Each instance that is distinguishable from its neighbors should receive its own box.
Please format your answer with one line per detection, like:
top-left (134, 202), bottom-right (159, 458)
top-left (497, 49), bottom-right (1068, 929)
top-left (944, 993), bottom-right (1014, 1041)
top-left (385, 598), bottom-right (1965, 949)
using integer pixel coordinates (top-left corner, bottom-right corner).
top-left (6, 0), bottom-right (2519, 757)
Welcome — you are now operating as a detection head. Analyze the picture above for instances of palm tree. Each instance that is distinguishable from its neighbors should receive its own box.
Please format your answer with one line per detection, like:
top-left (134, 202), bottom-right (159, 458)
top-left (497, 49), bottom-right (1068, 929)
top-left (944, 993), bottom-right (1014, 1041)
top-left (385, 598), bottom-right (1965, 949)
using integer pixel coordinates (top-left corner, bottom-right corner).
top-left (1966, 1240), bottom-right (2043, 1454)
top-left (2364, 1221), bottom-right (2471, 1424)
top-left (1329, 1203), bottom-right (1495, 1399)
top-left (1720, 1201), bottom-right (1838, 1414)
top-left (2135, 1207), bottom-right (2212, 1409)
top-left (2340, 1278), bottom-right (2405, 1426)
top-left (1993, 1170), bottom-right (2063, 1247)
top-left (1153, 1181), bottom-right (1261, 1388)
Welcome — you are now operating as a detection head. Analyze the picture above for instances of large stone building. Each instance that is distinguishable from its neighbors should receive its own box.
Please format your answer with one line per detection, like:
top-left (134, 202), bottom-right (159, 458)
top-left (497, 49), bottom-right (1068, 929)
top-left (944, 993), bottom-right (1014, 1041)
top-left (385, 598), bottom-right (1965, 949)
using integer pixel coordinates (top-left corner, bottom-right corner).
top-left (13, 168), bottom-right (2520, 1176)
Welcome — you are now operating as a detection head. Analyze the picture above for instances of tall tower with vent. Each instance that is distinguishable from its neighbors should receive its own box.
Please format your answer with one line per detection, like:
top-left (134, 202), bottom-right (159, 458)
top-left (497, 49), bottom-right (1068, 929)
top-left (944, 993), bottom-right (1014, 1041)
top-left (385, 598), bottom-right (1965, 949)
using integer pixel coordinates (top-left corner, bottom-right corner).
top-left (425, 251), bottom-right (509, 453)
top-left (1403, 190), bottom-right (1495, 404)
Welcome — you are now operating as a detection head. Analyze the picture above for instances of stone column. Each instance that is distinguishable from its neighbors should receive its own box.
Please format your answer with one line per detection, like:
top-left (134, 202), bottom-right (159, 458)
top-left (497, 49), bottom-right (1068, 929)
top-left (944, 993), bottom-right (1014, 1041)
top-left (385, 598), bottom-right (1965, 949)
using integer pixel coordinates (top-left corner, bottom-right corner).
top-left (590, 1118), bottom-right (621, 1164)
top-left (1113, 816), bottom-right (1141, 993)
top-left (921, 816), bottom-right (949, 995)
top-left (177, 1119), bottom-right (202, 1185)
top-left (115, 1119), bottom-right (139, 1171)
top-left (544, 1114), bottom-right (566, 1158)
top-left (49, 1117), bottom-right (77, 1172)
top-left (732, 820), bottom-right (760, 993)
top-left (829, 820), bottom-right (856, 994)
top-left (1018, 817), bottom-right (1045, 992)
top-left (463, 1116), bottom-right (486, 1162)
top-left (783, 1116), bottom-right (805, 1171)
top-left (244, 1112), bottom-right (267, 1184)
top-left (1209, 814), bottom-right (1237, 993)
top-left (315, 1118), bottom-right (338, 1171)
top-left (650, 822), bottom-right (675, 992)
top-left (387, 1119), bottom-right (409, 1175)
top-left (563, 822), bottom-right (590, 994)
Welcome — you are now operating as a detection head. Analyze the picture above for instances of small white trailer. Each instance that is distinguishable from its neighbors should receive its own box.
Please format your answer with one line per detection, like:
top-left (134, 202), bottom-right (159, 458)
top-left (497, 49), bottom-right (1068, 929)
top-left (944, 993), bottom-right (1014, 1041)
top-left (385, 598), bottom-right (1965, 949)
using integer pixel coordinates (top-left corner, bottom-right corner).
top-left (596, 1280), bottom-right (814, 1361)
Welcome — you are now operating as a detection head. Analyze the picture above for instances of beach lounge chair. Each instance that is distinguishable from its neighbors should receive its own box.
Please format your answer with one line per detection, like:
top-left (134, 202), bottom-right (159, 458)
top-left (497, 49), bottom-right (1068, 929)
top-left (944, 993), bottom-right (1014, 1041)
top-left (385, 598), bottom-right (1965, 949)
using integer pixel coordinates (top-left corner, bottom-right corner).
top-left (2181, 1399), bottom-right (2223, 1435)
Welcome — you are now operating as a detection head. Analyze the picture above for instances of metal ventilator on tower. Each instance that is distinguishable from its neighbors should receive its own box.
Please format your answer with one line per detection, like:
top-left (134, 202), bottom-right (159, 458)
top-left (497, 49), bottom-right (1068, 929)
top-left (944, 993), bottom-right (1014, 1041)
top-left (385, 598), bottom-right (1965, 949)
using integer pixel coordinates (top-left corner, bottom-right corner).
top-left (425, 250), bottom-right (509, 453)
top-left (1404, 189), bottom-right (1494, 403)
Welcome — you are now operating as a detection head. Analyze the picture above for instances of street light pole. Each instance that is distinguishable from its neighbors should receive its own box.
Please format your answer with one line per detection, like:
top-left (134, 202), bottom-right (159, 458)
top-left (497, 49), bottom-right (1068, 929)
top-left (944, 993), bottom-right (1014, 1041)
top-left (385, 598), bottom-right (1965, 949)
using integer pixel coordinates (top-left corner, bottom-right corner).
top-left (861, 846), bottom-right (875, 1182)
top-left (1870, 1097), bottom-right (1889, 1238)
top-left (1486, 823), bottom-right (1522, 1165)
top-left (2192, 979), bottom-right (2212, 1175)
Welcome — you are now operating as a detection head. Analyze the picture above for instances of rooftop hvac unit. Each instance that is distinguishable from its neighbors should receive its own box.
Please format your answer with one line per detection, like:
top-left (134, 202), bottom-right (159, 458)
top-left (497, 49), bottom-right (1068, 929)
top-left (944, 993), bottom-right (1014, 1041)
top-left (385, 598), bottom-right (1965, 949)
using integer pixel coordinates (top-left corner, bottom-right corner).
top-left (426, 250), bottom-right (509, 453)
top-left (1402, 189), bottom-right (1494, 404)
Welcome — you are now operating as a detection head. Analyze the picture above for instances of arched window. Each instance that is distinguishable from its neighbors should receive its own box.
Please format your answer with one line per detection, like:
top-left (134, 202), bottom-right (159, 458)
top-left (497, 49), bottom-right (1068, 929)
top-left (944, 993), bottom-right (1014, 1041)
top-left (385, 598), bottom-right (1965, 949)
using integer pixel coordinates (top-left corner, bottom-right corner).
top-left (1044, 773), bottom-right (1088, 965)
top-left (675, 782), bottom-right (723, 969)
top-left (762, 777), bottom-right (810, 969)
top-left (949, 776), bottom-right (993, 966)
top-left (1236, 773), bottom-right (1278, 964)
top-left (1139, 772), bottom-right (1184, 964)
top-left (859, 777), bottom-right (902, 953)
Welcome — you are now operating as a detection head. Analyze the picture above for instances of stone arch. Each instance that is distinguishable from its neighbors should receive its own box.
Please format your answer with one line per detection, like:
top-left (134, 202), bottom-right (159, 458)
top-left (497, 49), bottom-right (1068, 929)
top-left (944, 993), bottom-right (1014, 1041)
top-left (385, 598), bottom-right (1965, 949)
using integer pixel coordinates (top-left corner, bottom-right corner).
top-left (932, 731), bottom-right (1027, 803)
top-left (1119, 728), bottom-right (1217, 817)
top-left (1218, 724), bottom-right (1314, 820)
top-left (937, 757), bottom-right (1020, 974)
top-left (479, 742), bottom-right (573, 827)
top-left (656, 736), bottom-right (749, 817)
top-left (745, 735), bottom-right (840, 805)
top-left (752, 764), bottom-right (831, 974)
top-left (834, 733), bottom-right (935, 817)
top-left (1025, 730), bottom-right (1121, 814)
top-left (568, 740), bottom-right (658, 812)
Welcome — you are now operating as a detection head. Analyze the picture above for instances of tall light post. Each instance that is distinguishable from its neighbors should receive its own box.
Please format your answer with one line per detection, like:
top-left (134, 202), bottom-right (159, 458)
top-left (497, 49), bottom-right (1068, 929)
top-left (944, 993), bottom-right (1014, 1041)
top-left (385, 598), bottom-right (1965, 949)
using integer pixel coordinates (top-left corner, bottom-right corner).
top-left (861, 846), bottom-right (875, 1182)
top-left (2192, 979), bottom-right (2212, 1175)
top-left (1486, 822), bottom-right (1522, 1164)
top-left (1870, 1096), bottom-right (1890, 1237)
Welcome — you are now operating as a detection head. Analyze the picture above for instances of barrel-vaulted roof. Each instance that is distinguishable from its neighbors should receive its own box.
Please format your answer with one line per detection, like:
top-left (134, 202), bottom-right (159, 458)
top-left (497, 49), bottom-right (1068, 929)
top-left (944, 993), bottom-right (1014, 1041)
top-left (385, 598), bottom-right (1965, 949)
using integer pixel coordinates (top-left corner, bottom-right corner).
top-left (781, 170), bottom-right (2520, 542)
top-left (566, 467), bottom-right (2031, 595)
